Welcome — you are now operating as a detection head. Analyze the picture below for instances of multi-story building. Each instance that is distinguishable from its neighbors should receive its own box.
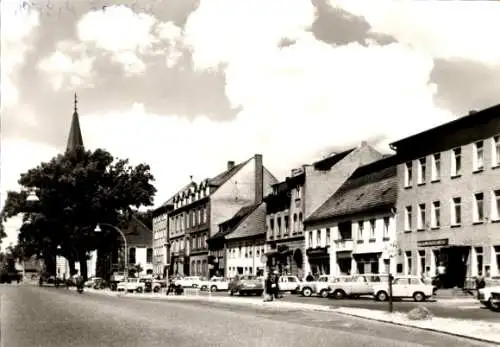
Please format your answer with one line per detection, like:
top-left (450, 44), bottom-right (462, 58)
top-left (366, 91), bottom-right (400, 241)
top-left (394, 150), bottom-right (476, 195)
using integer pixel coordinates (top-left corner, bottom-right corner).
top-left (210, 203), bottom-right (267, 277)
top-left (390, 104), bottom-right (500, 288)
top-left (303, 157), bottom-right (398, 277)
top-left (265, 142), bottom-right (383, 278)
top-left (264, 168), bottom-right (305, 277)
top-left (152, 199), bottom-right (174, 277)
top-left (166, 154), bottom-right (277, 277)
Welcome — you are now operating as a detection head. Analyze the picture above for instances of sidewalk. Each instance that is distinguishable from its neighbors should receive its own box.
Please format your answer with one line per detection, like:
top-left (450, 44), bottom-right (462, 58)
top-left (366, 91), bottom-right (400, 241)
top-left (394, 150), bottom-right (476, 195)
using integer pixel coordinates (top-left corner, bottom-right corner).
top-left (79, 287), bottom-right (500, 344)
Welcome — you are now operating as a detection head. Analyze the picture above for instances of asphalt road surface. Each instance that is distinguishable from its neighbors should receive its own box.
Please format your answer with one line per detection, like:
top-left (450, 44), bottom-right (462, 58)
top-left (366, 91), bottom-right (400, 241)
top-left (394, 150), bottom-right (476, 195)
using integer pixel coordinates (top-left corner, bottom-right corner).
top-left (201, 290), bottom-right (500, 321)
top-left (0, 285), bottom-right (494, 347)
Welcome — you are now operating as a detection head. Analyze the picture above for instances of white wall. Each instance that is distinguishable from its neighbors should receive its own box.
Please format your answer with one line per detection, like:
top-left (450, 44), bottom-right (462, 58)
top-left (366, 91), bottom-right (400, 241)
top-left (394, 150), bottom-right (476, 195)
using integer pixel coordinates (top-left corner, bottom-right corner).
top-left (226, 240), bottom-right (266, 277)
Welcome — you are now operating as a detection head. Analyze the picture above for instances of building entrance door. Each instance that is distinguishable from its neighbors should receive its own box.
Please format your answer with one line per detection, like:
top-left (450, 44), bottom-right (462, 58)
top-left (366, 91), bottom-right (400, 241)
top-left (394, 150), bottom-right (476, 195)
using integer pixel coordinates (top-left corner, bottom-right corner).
top-left (441, 246), bottom-right (469, 288)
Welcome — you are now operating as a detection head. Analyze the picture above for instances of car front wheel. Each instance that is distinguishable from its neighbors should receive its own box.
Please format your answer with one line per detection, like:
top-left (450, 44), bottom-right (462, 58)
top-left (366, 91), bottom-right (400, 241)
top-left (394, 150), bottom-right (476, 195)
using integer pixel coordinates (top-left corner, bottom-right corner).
top-left (413, 292), bottom-right (425, 302)
top-left (332, 289), bottom-right (346, 300)
top-left (136, 287), bottom-right (143, 293)
top-left (376, 291), bottom-right (388, 302)
top-left (210, 285), bottom-right (218, 292)
top-left (302, 287), bottom-right (313, 297)
top-left (320, 289), bottom-right (329, 298)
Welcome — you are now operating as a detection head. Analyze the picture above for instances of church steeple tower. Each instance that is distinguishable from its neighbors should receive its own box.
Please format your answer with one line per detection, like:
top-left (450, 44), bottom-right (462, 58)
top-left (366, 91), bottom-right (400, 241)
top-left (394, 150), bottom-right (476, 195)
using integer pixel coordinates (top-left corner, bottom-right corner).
top-left (66, 93), bottom-right (84, 152)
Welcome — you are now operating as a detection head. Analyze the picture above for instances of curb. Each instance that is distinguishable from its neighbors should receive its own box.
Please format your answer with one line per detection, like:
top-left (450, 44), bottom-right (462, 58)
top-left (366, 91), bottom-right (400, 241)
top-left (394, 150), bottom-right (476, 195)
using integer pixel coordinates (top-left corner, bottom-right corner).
top-left (334, 311), bottom-right (500, 345)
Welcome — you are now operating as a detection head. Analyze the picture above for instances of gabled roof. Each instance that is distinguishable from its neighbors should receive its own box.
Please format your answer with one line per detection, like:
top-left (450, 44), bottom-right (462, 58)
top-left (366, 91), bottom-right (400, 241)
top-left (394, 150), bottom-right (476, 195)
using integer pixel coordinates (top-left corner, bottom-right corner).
top-left (209, 204), bottom-right (259, 241)
top-left (225, 203), bottom-right (265, 240)
top-left (208, 160), bottom-right (248, 187)
top-left (123, 215), bottom-right (152, 247)
top-left (313, 148), bottom-right (355, 171)
top-left (306, 163), bottom-right (397, 223)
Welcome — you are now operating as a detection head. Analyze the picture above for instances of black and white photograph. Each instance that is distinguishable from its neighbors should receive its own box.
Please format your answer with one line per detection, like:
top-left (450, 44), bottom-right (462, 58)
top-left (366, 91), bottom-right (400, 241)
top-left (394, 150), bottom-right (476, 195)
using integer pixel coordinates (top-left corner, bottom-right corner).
top-left (1, 0), bottom-right (500, 346)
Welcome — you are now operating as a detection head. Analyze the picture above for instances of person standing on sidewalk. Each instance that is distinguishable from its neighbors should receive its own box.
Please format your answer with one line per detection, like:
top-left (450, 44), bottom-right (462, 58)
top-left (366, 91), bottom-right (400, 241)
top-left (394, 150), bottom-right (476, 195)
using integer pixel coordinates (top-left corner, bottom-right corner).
top-left (437, 261), bottom-right (446, 288)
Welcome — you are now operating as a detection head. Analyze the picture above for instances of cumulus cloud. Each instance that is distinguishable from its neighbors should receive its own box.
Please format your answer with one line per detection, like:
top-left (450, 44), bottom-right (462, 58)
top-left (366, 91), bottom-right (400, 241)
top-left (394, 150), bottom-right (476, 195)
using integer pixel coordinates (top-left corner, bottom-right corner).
top-left (76, 5), bottom-right (184, 75)
top-left (331, 0), bottom-right (500, 64)
top-left (38, 42), bottom-right (95, 91)
top-left (1, 1), bottom-right (40, 110)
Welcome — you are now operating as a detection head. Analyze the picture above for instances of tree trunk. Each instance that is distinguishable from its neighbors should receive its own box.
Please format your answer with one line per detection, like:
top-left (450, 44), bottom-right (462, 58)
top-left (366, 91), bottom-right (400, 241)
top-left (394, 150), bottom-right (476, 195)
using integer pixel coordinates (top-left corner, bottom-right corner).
top-left (78, 250), bottom-right (88, 281)
top-left (67, 254), bottom-right (76, 276)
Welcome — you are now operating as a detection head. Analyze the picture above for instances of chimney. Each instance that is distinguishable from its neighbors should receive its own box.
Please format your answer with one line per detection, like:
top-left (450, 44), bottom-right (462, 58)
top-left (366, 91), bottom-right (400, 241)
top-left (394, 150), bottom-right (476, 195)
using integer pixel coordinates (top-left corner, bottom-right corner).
top-left (254, 154), bottom-right (264, 204)
top-left (227, 161), bottom-right (235, 170)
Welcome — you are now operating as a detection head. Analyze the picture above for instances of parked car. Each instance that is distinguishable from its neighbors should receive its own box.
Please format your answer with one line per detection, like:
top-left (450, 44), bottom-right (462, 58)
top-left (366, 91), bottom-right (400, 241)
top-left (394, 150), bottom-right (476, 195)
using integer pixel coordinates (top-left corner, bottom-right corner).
top-left (110, 272), bottom-right (126, 291)
top-left (200, 277), bottom-right (230, 292)
top-left (139, 278), bottom-right (162, 293)
top-left (174, 276), bottom-right (204, 288)
top-left (477, 276), bottom-right (500, 309)
top-left (117, 278), bottom-right (146, 293)
top-left (278, 276), bottom-right (301, 294)
top-left (299, 275), bottom-right (338, 298)
top-left (373, 275), bottom-right (433, 302)
top-left (489, 290), bottom-right (500, 311)
top-left (228, 276), bottom-right (264, 296)
top-left (84, 277), bottom-right (106, 289)
top-left (327, 275), bottom-right (375, 299)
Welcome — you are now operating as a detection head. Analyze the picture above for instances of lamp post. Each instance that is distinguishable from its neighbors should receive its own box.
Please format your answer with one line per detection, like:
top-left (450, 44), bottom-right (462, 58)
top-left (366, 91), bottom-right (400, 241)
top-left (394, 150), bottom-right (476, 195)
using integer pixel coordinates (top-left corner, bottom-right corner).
top-left (164, 241), bottom-right (171, 293)
top-left (383, 242), bottom-right (400, 313)
top-left (94, 223), bottom-right (128, 282)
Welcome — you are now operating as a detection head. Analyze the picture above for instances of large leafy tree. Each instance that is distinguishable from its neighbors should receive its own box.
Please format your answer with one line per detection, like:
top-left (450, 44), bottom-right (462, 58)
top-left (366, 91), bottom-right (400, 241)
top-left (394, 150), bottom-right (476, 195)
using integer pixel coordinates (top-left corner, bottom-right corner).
top-left (0, 147), bottom-right (156, 280)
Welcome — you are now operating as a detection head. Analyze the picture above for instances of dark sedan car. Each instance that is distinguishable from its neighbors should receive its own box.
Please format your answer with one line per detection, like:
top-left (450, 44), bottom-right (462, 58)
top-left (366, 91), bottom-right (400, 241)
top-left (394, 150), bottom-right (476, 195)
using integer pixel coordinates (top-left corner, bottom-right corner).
top-left (228, 276), bottom-right (264, 296)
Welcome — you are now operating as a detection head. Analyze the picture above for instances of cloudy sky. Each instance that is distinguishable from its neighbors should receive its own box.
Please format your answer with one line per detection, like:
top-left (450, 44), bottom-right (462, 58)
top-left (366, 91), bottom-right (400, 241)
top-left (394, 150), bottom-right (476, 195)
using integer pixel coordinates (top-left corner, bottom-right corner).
top-left (1, 0), bottom-right (500, 246)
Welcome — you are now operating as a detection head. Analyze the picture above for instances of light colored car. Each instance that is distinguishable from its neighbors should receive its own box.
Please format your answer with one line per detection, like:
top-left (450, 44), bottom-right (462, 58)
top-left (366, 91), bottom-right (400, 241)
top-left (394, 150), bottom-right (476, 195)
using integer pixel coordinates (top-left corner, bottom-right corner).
top-left (174, 276), bottom-right (203, 288)
top-left (328, 275), bottom-right (377, 299)
top-left (278, 276), bottom-right (301, 293)
top-left (477, 276), bottom-right (500, 310)
top-left (298, 275), bottom-right (337, 297)
top-left (373, 275), bottom-right (433, 302)
top-left (117, 278), bottom-right (146, 293)
top-left (200, 277), bottom-right (230, 292)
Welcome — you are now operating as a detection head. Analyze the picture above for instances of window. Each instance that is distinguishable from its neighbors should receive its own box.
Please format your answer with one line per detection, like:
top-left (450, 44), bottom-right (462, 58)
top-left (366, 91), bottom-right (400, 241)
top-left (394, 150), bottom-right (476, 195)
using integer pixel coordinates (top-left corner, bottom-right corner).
top-left (277, 217), bottom-right (282, 237)
top-left (418, 250), bottom-right (425, 275)
top-left (451, 147), bottom-right (462, 177)
top-left (358, 221), bottom-right (364, 239)
top-left (308, 231), bottom-right (313, 246)
top-left (451, 197), bottom-right (462, 226)
top-left (204, 234), bottom-right (207, 247)
top-left (284, 215), bottom-right (289, 234)
top-left (383, 217), bottom-right (390, 238)
top-left (292, 214), bottom-right (298, 232)
top-left (431, 153), bottom-right (441, 181)
top-left (492, 190), bottom-right (500, 221)
top-left (417, 204), bottom-right (426, 230)
top-left (298, 213), bottom-right (303, 231)
top-left (493, 136), bottom-right (500, 167)
top-left (404, 161), bottom-right (413, 187)
top-left (417, 158), bottom-right (426, 184)
top-left (475, 247), bottom-right (483, 275)
top-left (406, 251), bottom-right (412, 275)
top-left (326, 228), bottom-right (331, 245)
top-left (129, 247), bottom-right (136, 264)
top-left (431, 201), bottom-right (441, 228)
top-left (473, 193), bottom-right (484, 223)
top-left (316, 230), bottom-right (321, 246)
top-left (146, 248), bottom-right (153, 263)
top-left (369, 219), bottom-right (376, 239)
top-left (192, 237), bottom-right (196, 249)
top-left (270, 218), bottom-right (275, 235)
top-left (404, 206), bottom-right (412, 231)
top-left (473, 141), bottom-right (484, 171)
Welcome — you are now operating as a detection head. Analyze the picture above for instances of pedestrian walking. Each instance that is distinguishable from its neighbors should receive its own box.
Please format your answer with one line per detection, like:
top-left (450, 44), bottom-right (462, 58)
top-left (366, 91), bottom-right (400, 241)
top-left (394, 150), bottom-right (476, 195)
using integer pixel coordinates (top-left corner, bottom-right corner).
top-left (437, 261), bottom-right (446, 288)
top-left (264, 273), bottom-right (274, 301)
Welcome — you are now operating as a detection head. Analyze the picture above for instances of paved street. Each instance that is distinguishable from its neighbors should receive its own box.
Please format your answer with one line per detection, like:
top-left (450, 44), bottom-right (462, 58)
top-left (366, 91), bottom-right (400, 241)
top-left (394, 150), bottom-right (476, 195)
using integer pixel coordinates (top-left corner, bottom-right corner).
top-left (1, 285), bottom-right (493, 347)
top-left (197, 290), bottom-right (500, 321)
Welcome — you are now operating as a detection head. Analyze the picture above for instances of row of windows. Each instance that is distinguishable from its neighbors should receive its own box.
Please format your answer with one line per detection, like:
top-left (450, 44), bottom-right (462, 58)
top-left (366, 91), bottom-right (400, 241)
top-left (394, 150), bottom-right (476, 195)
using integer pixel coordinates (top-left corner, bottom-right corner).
top-left (128, 247), bottom-right (153, 264)
top-left (404, 190), bottom-right (500, 231)
top-left (267, 212), bottom-right (303, 238)
top-left (404, 135), bottom-right (500, 187)
top-left (307, 217), bottom-right (391, 246)
top-left (174, 186), bottom-right (210, 209)
top-left (228, 245), bottom-right (265, 259)
top-left (191, 233), bottom-right (208, 250)
top-left (170, 205), bottom-right (208, 236)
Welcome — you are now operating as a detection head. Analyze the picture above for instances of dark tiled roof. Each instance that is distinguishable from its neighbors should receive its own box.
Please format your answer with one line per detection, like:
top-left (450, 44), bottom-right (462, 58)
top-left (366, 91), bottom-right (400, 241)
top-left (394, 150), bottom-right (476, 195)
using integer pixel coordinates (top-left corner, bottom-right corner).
top-left (208, 160), bottom-right (248, 187)
top-left (313, 148), bottom-right (355, 171)
top-left (390, 103), bottom-right (500, 149)
top-left (226, 203), bottom-right (265, 240)
top-left (124, 215), bottom-right (152, 247)
top-left (306, 165), bottom-right (397, 222)
top-left (209, 204), bottom-right (259, 240)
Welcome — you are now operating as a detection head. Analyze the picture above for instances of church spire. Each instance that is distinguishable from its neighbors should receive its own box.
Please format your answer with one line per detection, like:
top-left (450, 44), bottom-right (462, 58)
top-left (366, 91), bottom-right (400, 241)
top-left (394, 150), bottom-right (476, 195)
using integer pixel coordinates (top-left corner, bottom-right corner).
top-left (66, 93), bottom-right (84, 152)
